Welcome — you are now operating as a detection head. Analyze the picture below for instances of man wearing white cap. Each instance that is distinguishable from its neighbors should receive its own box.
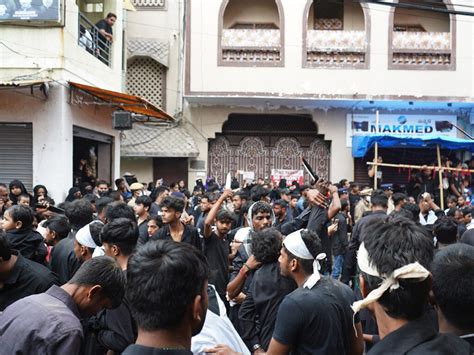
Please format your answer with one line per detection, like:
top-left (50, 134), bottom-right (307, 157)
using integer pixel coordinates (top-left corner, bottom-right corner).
top-left (267, 229), bottom-right (363, 355)
top-left (73, 221), bottom-right (103, 263)
top-left (353, 218), bottom-right (470, 354)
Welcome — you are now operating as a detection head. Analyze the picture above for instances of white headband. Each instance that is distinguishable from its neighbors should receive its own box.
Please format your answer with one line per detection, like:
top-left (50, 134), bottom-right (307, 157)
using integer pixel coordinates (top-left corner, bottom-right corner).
top-left (351, 243), bottom-right (430, 314)
top-left (75, 224), bottom-right (98, 249)
top-left (283, 229), bottom-right (326, 289)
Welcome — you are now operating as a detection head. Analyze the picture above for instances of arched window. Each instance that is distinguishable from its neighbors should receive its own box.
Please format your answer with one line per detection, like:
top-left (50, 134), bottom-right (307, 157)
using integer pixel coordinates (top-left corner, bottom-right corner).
top-left (218, 0), bottom-right (284, 66)
top-left (389, 0), bottom-right (455, 69)
top-left (303, 0), bottom-right (370, 68)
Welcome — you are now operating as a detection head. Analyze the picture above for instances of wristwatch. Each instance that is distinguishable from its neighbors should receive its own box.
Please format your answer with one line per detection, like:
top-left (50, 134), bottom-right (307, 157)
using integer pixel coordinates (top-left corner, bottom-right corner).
top-left (252, 344), bottom-right (262, 351)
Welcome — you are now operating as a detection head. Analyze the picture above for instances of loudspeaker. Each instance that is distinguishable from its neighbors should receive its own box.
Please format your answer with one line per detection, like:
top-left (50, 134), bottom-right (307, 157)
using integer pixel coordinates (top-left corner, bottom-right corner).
top-left (113, 111), bottom-right (133, 130)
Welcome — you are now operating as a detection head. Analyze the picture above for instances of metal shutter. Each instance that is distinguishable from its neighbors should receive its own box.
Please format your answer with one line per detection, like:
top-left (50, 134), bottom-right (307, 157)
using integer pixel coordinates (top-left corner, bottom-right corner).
top-left (0, 123), bottom-right (33, 189)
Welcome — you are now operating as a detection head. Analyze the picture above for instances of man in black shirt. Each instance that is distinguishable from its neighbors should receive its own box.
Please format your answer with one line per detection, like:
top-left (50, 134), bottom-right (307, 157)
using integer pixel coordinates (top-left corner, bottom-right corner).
top-left (272, 199), bottom-right (291, 231)
top-left (123, 240), bottom-right (210, 355)
top-left (51, 199), bottom-right (93, 284)
top-left (0, 230), bottom-right (58, 311)
top-left (134, 195), bottom-right (152, 246)
top-left (354, 218), bottom-right (470, 354)
top-left (239, 228), bottom-right (296, 352)
top-left (150, 196), bottom-right (202, 250)
top-left (431, 244), bottom-right (474, 352)
top-left (268, 229), bottom-right (363, 355)
top-left (203, 190), bottom-right (233, 301)
top-left (94, 13), bottom-right (116, 64)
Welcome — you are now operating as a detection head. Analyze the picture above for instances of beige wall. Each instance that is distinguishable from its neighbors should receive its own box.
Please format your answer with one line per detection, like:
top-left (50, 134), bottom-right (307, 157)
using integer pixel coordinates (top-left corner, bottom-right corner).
top-left (394, 6), bottom-right (450, 32)
top-left (223, 0), bottom-right (280, 28)
top-left (188, 0), bottom-right (473, 99)
top-left (121, 158), bottom-right (154, 184)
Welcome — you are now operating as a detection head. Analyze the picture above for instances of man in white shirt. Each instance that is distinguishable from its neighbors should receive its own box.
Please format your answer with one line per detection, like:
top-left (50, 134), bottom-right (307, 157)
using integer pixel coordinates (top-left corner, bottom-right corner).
top-left (418, 192), bottom-right (440, 226)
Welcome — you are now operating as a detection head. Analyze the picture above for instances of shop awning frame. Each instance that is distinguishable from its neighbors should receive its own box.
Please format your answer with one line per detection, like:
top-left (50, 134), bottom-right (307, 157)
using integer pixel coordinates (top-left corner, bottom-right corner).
top-left (352, 134), bottom-right (474, 158)
top-left (68, 81), bottom-right (174, 122)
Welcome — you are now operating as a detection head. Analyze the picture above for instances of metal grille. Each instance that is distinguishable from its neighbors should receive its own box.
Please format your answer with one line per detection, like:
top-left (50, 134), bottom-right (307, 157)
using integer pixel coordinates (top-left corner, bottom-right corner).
top-left (0, 123), bottom-right (33, 189)
top-left (132, 0), bottom-right (166, 8)
top-left (209, 136), bottom-right (330, 184)
top-left (126, 57), bottom-right (166, 109)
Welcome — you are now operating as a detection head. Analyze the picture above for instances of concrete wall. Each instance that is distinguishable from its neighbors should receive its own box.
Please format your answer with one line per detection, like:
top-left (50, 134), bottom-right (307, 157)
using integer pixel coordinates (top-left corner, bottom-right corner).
top-left (120, 158), bottom-right (154, 183)
top-left (0, 84), bottom-right (120, 202)
top-left (223, 0), bottom-right (280, 28)
top-left (187, 0), bottom-right (473, 99)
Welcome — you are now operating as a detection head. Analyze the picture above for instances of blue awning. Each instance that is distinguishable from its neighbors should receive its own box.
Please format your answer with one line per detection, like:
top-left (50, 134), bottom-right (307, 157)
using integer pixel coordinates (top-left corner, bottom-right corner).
top-left (352, 134), bottom-right (474, 158)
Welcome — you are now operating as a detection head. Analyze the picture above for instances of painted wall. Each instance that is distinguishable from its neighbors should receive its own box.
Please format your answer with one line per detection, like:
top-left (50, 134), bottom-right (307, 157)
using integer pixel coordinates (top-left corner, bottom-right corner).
top-left (394, 7), bottom-right (450, 32)
top-left (120, 158), bottom-right (154, 183)
top-left (0, 84), bottom-right (120, 202)
top-left (223, 0), bottom-right (280, 28)
top-left (187, 0), bottom-right (473, 99)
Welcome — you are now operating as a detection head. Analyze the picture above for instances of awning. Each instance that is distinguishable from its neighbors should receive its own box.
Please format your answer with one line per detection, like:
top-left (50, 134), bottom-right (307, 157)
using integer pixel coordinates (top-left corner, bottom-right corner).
top-left (68, 81), bottom-right (174, 121)
top-left (352, 134), bottom-right (474, 158)
top-left (121, 124), bottom-right (199, 158)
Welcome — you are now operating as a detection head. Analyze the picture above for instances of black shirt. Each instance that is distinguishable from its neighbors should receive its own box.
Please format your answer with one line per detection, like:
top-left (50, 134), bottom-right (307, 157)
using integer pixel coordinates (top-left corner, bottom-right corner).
top-left (6, 228), bottom-right (47, 265)
top-left (150, 223), bottom-right (202, 251)
top-left (123, 345), bottom-right (192, 355)
top-left (204, 232), bottom-right (230, 299)
top-left (137, 219), bottom-right (149, 246)
top-left (332, 212), bottom-right (348, 256)
top-left (0, 251), bottom-right (58, 311)
top-left (368, 312), bottom-right (471, 354)
top-left (272, 277), bottom-right (359, 355)
top-left (307, 205), bottom-right (332, 272)
top-left (95, 19), bottom-right (112, 44)
top-left (51, 232), bottom-right (82, 285)
top-left (239, 262), bottom-right (296, 351)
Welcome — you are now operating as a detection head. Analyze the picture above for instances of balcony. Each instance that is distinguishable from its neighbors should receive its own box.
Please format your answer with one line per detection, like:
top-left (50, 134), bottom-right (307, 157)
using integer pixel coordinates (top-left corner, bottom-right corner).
top-left (391, 31), bottom-right (451, 67)
top-left (78, 12), bottom-right (112, 67)
top-left (220, 29), bottom-right (281, 64)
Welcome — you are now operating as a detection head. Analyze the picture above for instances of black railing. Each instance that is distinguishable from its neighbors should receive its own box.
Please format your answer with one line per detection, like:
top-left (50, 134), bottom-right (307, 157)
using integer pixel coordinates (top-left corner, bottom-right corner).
top-left (78, 12), bottom-right (112, 67)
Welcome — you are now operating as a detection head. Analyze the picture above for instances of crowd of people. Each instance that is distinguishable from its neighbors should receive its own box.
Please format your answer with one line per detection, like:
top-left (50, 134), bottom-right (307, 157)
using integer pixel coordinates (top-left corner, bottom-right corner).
top-left (0, 159), bottom-right (473, 354)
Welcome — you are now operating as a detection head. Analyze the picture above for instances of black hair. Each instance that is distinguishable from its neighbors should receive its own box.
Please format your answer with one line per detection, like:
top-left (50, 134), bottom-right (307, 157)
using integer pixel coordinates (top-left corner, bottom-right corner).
top-left (241, 201), bottom-right (252, 216)
top-left (107, 191), bottom-right (123, 202)
top-left (106, 12), bottom-right (117, 19)
top-left (216, 209), bottom-right (233, 223)
top-left (417, 193), bottom-right (433, 204)
top-left (461, 206), bottom-right (472, 217)
top-left (284, 229), bottom-right (322, 275)
top-left (126, 240), bottom-right (209, 331)
top-left (96, 197), bottom-right (113, 215)
top-left (445, 207), bottom-right (458, 217)
top-left (89, 220), bottom-right (104, 247)
top-left (340, 199), bottom-right (349, 211)
top-left (69, 256), bottom-right (125, 309)
top-left (96, 180), bottom-right (109, 187)
top-left (250, 185), bottom-right (270, 202)
top-left (371, 193), bottom-right (388, 208)
top-left (115, 178), bottom-right (124, 188)
top-left (402, 203), bottom-right (421, 222)
top-left (433, 216), bottom-right (458, 245)
top-left (234, 191), bottom-right (248, 201)
top-left (160, 196), bottom-right (185, 213)
top-left (100, 218), bottom-right (138, 256)
top-left (149, 215), bottom-right (163, 228)
top-left (446, 195), bottom-right (458, 204)
top-left (362, 218), bottom-right (434, 320)
top-left (251, 228), bottom-right (282, 264)
top-left (251, 201), bottom-right (273, 217)
top-left (8, 179), bottom-right (28, 205)
top-left (135, 196), bottom-right (152, 209)
top-left (18, 194), bottom-right (30, 201)
top-left (43, 215), bottom-right (71, 240)
top-left (0, 230), bottom-right (12, 261)
top-left (207, 192), bottom-right (219, 203)
top-left (392, 192), bottom-right (407, 206)
top-left (83, 193), bottom-right (96, 204)
top-left (273, 199), bottom-right (288, 208)
top-left (6, 205), bottom-right (33, 230)
top-left (432, 243), bottom-right (474, 330)
top-left (150, 186), bottom-right (170, 202)
top-left (65, 199), bottom-right (93, 231)
top-left (105, 202), bottom-right (136, 223)
top-left (65, 187), bottom-right (81, 202)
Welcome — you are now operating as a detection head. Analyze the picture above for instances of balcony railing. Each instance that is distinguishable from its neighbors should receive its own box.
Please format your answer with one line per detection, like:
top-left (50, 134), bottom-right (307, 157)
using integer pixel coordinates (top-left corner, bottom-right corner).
top-left (305, 30), bottom-right (367, 67)
top-left (391, 31), bottom-right (451, 67)
top-left (220, 29), bottom-right (282, 65)
top-left (78, 12), bottom-right (112, 67)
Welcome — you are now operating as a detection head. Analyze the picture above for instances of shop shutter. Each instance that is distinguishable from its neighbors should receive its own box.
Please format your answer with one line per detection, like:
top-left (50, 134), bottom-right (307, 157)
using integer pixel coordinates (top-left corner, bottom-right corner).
top-left (0, 123), bottom-right (33, 189)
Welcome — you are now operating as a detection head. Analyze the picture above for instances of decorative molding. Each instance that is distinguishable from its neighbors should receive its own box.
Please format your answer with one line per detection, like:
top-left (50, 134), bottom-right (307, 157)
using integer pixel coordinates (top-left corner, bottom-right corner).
top-left (132, 0), bottom-right (166, 10)
top-left (127, 38), bottom-right (169, 67)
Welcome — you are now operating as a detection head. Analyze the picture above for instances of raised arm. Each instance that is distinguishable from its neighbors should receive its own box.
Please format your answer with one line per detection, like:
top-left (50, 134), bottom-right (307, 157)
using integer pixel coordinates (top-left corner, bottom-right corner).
top-left (203, 189), bottom-right (233, 238)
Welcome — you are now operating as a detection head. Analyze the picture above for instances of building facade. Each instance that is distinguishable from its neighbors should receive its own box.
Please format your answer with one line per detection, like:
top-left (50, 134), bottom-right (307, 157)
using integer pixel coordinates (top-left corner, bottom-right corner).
top-left (184, 0), bottom-right (474, 186)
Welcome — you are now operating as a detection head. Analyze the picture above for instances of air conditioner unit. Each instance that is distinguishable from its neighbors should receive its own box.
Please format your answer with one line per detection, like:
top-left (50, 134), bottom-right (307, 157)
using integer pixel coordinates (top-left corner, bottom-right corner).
top-left (113, 111), bottom-right (133, 130)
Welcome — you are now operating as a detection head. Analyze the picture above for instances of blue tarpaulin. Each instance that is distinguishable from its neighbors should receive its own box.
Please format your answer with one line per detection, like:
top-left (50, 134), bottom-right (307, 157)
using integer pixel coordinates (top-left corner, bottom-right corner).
top-left (352, 134), bottom-right (474, 158)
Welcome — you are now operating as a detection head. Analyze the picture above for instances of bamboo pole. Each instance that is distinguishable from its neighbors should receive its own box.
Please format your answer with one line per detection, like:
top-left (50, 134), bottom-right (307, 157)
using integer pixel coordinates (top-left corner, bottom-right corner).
top-left (373, 110), bottom-right (379, 190)
top-left (366, 162), bottom-right (474, 173)
top-left (436, 145), bottom-right (444, 210)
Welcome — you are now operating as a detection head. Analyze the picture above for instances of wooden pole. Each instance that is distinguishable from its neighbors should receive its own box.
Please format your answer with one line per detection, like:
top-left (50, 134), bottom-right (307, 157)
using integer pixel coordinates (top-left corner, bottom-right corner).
top-left (367, 162), bottom-right (474, 173)
top-left (374, 110), bottom-right (379, 190)
top-left (436, 145), bottom-right (444, 210)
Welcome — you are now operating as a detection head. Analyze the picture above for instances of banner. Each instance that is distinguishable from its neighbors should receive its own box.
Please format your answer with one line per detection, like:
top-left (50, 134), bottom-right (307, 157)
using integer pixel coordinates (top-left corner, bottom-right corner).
top-left (271, 169), bottom-right (304, 186)
top-left (0, 0), bottom-right (60, 22)
top-left (346, 114), bottom-right (457, 147)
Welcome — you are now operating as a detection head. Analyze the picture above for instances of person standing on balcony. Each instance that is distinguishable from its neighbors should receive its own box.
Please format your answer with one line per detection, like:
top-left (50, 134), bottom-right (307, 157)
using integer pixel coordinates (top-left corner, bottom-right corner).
top-left (95, 12), bottom-right (116, 64)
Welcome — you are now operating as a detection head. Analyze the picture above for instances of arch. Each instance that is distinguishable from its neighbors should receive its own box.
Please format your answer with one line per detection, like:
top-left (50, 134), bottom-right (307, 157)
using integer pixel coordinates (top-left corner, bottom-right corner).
top-left (388, 0), bottom-right (456, 70)
top-left (217, 0), bottom-right (285, 67)
top-left (302, 0), bottom-right (371, 69)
